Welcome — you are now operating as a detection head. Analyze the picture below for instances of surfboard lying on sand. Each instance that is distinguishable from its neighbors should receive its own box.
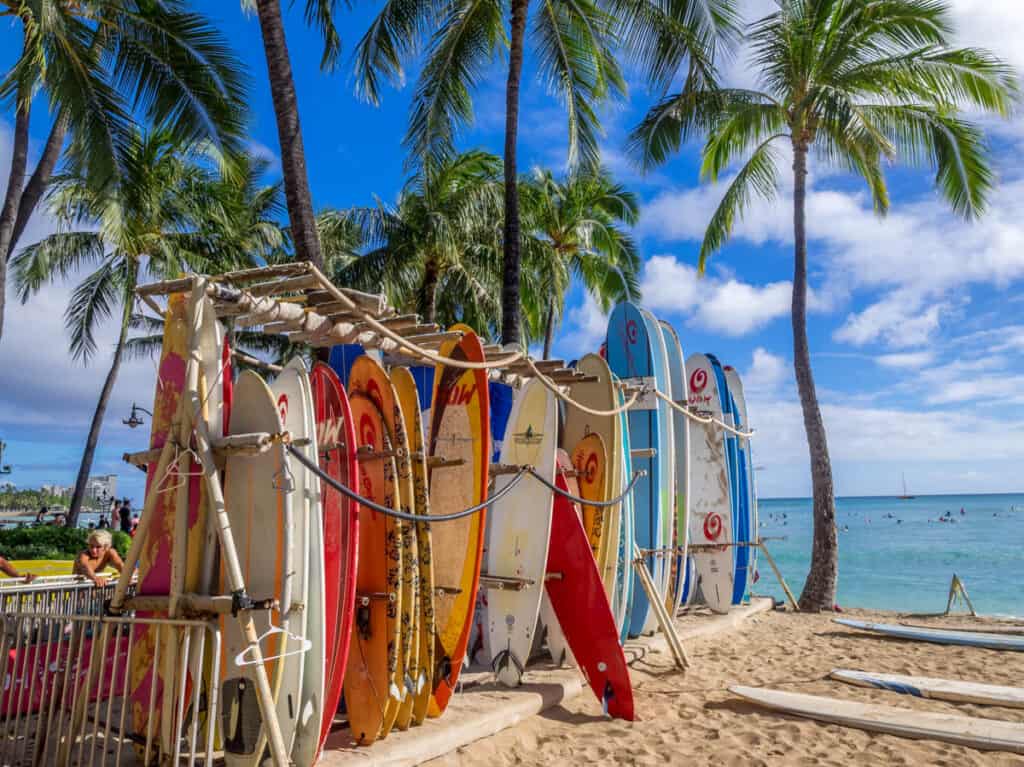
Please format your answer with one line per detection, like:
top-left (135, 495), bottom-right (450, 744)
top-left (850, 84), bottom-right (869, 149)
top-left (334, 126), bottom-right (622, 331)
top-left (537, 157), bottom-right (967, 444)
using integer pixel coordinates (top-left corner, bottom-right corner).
top-left (834, 619), bottom-right (1024, 651)
top-left (830, 669), bottom-right (1024, 708)
top-left (730, 685), bottom-right (1024, 754)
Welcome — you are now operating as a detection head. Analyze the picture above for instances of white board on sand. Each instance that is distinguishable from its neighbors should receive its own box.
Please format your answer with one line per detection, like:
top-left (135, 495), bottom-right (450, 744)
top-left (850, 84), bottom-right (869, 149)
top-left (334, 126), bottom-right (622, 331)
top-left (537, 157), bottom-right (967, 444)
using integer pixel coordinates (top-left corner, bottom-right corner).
top-left (730, 685), bottom-right (1024, 754)
top-left (830, 669), bottom-right (1024, 708)
top-left (834, 619), bottom-right (1024, 652)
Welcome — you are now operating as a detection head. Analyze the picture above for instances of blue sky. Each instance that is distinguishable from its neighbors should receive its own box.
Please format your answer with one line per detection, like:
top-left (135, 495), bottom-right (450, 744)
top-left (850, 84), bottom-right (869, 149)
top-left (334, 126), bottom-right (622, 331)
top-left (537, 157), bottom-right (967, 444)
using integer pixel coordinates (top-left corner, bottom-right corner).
top-left (2, 0), bottom-right (1024, 504)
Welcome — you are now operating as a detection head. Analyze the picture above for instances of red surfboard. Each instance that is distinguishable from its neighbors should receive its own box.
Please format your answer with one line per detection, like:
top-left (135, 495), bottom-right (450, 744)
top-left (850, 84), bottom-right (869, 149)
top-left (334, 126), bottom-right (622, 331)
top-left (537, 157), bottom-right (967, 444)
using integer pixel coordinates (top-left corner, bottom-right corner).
top-left (545, 468), bottom-right (635, 720)
top-left (310, 362), bottom-right (360, 754)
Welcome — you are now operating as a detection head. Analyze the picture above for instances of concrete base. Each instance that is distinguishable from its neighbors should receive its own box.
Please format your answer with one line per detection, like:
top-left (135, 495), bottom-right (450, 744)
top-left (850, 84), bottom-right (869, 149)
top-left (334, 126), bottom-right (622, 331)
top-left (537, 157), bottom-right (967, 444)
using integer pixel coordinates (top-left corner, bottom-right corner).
top-left (319, 597), bottom-right (774, 766)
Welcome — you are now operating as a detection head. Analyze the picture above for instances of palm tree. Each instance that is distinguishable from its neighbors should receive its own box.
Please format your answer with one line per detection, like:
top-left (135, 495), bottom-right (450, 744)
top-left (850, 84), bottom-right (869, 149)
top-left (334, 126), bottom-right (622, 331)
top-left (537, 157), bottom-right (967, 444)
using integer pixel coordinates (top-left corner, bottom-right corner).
top-left (0, 0), bottom-right (248, 341)
top-left (519, 168), bottom-right (640, 358)
top-left (241, 0), bottom-right (352, 269)
top-left (339, 150), bottom-right (506, 325)
top-left (628, 0), bottom-right (1018, 610)
top-left (11, 132), bottom-right (269, 526)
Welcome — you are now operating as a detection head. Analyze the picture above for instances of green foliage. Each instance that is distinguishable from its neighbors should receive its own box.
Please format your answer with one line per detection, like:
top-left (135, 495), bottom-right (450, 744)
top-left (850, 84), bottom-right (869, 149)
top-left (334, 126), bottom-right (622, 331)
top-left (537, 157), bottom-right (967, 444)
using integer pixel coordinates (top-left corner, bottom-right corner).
top-left (0, 526), bottom-right (131, 560)
top-left (0, 488), bottom-right (68, 511)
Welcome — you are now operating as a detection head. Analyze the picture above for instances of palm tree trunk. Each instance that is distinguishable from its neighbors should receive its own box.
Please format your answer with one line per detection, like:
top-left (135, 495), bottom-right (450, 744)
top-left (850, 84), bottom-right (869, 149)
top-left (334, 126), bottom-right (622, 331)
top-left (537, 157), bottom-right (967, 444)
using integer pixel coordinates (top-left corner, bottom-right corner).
top-left (67, 296), bottom-right (133, 527)
top-left (542, 299), bottom-right (555, 359)
top-left (0, 94), bottom-right (30, 342)
top-left (6, 114), bottom-right (68, 261)
top-left (418, 259), bottom-right (439, 323)
top-left (500, 0), bottom-right (529, 347)
top-left (791, 143), bottom-right (838, 611)
top-left (255, 0), bottom-right (323, 268)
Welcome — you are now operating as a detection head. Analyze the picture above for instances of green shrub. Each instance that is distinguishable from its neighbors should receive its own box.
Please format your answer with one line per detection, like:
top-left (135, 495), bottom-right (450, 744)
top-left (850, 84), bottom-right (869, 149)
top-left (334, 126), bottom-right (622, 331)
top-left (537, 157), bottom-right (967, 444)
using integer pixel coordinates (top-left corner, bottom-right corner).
top-left (0, 526), bottom-right (130, 560)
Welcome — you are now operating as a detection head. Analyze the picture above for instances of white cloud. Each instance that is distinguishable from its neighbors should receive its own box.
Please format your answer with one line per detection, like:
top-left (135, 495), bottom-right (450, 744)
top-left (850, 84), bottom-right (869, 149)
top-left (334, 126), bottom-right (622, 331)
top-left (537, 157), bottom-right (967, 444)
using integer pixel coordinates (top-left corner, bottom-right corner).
top-left (875, 351), bottom-right (936, 369)
top-left (745, 347), bottom-right (788, 396)
top-left (834, 292), bottom-right (948, 349)
top-left (554, 293), bottom-right (608, 355)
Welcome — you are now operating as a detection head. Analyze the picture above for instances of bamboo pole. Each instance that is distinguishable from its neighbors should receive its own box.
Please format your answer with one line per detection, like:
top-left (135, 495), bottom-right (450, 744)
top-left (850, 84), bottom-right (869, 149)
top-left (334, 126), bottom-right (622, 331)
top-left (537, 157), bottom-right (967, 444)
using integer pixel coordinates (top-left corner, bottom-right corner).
top-left (756, 541), bottom-right (799, 611)
top-left (631, 543), bottom-right (690, 670)
top-left (184, 280), bottom-right (290, 765)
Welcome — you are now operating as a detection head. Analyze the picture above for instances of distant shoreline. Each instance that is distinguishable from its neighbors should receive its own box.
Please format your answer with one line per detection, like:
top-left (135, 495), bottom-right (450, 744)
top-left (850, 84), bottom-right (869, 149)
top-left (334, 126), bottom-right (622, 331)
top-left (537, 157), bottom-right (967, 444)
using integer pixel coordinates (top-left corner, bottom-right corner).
top-left (763, 491), bottom-right (1024, 502)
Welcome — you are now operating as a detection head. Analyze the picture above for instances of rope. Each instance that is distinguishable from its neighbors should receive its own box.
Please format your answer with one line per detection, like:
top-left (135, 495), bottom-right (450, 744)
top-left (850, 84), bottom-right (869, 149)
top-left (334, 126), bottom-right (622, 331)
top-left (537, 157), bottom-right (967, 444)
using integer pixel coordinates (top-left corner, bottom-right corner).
top-left (523, 357), bottom-right (639, 416)
top-left (526, 468), bottom-right (645, 509)
top-left (307, 265), bottom-right (524, 371)
top-left (287, 445), bottom-right (528, 521)
top-left (652, 389), bottom-right (755, 438)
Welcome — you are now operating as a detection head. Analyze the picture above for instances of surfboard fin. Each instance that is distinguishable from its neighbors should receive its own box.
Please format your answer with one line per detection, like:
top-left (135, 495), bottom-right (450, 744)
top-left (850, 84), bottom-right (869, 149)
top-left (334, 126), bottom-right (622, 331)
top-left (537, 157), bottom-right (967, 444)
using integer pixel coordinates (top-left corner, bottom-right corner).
top-left (601, 680), bottom-right (615, 717)
top-left (491, 649), bottom-right (524, 683)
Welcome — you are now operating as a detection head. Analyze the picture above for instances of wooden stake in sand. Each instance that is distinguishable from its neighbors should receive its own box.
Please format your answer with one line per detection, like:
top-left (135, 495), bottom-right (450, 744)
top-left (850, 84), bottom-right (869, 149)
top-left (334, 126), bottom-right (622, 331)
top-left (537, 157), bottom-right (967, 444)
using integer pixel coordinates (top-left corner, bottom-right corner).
top-left (631, 543), bottom-right (689, 670)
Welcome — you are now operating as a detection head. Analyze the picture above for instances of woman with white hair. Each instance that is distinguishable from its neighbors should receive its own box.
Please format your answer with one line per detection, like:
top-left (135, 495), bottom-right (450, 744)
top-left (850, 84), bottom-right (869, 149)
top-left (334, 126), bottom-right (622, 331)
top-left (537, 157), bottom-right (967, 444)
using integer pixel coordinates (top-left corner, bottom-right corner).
top-left (73, 529), bottom-right (124, 588)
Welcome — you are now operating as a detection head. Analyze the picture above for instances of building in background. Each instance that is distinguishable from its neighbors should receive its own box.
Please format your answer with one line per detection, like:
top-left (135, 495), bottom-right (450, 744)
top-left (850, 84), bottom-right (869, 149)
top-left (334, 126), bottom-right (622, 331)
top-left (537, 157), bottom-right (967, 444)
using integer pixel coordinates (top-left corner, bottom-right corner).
top-left (41, 484), bottom-right (72, 497)
top-left (86, 475), bottom-right (118, 504)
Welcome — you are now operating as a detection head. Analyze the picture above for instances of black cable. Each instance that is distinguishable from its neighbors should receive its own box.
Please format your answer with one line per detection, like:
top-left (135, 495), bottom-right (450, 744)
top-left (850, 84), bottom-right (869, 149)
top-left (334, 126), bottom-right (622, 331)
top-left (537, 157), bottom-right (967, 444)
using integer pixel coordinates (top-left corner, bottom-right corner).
top-left (527, 467), bottom-right (646, 508)
top-left (286, 445), bottom-right (528, 522)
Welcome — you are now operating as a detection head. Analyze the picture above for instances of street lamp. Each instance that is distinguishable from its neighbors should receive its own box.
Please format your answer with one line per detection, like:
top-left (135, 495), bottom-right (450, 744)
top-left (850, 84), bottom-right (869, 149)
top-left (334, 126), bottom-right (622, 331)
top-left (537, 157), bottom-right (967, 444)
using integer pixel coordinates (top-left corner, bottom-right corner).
top-left (0, 440), bottom-right (11, 475)
top-left (123, 402), bottom-right (154, 429)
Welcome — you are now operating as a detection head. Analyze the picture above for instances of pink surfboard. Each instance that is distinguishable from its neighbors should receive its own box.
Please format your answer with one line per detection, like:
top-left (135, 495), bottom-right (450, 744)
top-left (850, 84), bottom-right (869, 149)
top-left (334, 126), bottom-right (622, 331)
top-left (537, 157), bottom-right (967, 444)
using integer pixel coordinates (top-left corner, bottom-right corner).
top-left (544, 468), bottom-right (635, 720)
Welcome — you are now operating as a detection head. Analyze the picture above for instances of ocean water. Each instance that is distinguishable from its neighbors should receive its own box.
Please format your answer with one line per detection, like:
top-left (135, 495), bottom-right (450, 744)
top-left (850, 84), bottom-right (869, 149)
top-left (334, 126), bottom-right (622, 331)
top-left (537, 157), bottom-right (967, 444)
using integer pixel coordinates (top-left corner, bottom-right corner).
top-left (756, 494), bottom-right (1023, 617)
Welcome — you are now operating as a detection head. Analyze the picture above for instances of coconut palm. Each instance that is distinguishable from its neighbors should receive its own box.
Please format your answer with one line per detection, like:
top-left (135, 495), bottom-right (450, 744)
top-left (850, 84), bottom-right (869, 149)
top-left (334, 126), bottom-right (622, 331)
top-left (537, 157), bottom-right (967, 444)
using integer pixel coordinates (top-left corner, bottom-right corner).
top-left (0, 0), bottom-right (248, 341)
top-left (339, 150), bottom-right (505, 325)
top-left (519, 168), bottom-right (640, 358)
top-left (354, 0), bottom-right (735, 346)
top-left (11, 131), bottom-right (270, 526)
top-left (628, 0), bottom-right (1018, 610)
top-left (241, 0), bottom-right (352, 269)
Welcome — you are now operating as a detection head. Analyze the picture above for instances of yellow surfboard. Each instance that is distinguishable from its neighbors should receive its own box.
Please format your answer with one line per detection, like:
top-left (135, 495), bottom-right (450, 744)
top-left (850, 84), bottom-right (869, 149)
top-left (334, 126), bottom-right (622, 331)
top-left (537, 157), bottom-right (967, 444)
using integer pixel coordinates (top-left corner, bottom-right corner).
top-left (391, 367), bottom-right (436, 726)
top-left (572, 432), bottom-right (608, 559)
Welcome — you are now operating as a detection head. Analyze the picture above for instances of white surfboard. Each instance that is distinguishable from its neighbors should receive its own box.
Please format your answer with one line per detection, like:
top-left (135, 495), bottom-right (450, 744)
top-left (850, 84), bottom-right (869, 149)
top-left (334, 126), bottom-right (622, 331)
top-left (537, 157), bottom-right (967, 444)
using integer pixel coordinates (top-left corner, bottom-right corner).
top-left (685, 353), bottom-right (734, 614)
top-left (723, 366), bottom-right (756, 598)
top-left (659, 321), bottom-right (690, 616)
top-left (830, 669), bottom-right (1024, 708)
top-left (730, 685), bottom-right (1024, 754)
top-left (834, 619), bottom-right (1024, 651)
top-left (280, 358), bottom-right (326, 766)
top-left (221, 372), bottom-right (301, 763)
top-left (485, 379), bottom-right (557, 686)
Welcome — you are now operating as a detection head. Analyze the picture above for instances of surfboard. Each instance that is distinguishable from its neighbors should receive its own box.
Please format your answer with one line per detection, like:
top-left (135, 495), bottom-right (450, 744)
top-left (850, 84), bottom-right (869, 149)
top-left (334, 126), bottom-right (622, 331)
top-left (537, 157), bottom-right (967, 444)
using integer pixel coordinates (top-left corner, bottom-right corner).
top-left (561, 353), bottom-right (619, 599)
top-left (391, 366), bottom-right (436, 726)
top-left (723, 366), bottom-right (757, 600)
top-left (659, 321), bottom-right (689, 616)
top-left (685, 353), bottom-right (734, 614)
top-left (427, 329), bottom-right (490, 714)
top-left (834, 619), bottom-right (1024, 651)
top-left (572, 433), bottom-right (608, 563)
top-left (278, 359), bottom-right (325, 765)
top-left (545, 465), bottom-right (635, 720)
top-left (606, 302), bottom-right (662, 637)
top-left (349, 356), bottom-right (419, 736)
top-left (705, 354), bottom-right (745, 606)
top-left (614, 378), bottom-right (636, 643)
top-left (220, 371), bottom-right (299, 763)
top-left (730, 685), bottom-right (1024, 754)
top-left (342, 391), bottom-right (402, 746)
top-left (538, 450), bottom-right (580, 668)
top-left (310, 362), bottom-right (359, 756)
top-left (485, 378), bottom-right (557, 686)
top-left (830, 669), bottom-right (1024, 708)
top-left (131, 293), bottom-right (215, 752)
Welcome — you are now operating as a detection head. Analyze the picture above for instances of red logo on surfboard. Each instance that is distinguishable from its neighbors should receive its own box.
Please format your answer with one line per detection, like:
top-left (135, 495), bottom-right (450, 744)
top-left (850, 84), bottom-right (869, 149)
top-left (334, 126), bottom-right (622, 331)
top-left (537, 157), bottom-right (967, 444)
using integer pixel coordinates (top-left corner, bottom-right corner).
top-left (703, 512), bottom-right (723, 541)
top-left (277, 394), bottom-right (289, 424)
top-left (690, 368), bottom-right (708, 394)
top-left (626, 319), bottom-right (638, 344)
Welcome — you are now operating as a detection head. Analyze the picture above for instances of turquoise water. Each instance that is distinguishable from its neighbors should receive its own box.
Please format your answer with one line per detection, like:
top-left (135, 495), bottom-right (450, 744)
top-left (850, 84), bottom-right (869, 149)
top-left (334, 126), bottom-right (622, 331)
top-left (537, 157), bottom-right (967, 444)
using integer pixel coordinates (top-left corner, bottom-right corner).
top-left (756, 494), bottom-right (1023, 617)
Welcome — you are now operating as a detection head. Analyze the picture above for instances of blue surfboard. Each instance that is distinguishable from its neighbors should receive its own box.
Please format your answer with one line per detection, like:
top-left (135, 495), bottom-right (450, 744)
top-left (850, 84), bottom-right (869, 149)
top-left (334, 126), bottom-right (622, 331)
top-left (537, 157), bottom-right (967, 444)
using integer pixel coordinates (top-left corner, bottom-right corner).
top-left (613, 373), bottom-right (636, 644)
top-left (328, 344), bottom-right (364, 389)
top-left (606, 302), bottom-right (661, 637)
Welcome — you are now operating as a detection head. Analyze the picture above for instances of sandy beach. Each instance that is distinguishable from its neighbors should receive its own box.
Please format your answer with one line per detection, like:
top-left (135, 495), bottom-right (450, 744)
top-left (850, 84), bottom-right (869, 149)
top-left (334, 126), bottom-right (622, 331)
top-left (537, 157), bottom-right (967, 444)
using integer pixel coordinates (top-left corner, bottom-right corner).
top-left (428, 607), bottom-right (1024, 766)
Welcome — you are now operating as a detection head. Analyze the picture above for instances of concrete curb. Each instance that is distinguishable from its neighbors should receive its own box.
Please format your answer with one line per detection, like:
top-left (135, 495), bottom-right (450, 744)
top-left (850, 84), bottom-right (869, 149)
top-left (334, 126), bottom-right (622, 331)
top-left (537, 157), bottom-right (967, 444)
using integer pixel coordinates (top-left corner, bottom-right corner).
top-left (320, 597), bottom-right (773, 766)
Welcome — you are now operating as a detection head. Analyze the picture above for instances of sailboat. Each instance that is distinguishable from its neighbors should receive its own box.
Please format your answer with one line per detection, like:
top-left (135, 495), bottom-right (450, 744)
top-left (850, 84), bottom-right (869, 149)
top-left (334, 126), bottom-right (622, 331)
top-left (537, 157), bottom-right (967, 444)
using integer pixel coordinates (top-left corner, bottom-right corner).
top-left (898, 472), bottom-right (915, 500)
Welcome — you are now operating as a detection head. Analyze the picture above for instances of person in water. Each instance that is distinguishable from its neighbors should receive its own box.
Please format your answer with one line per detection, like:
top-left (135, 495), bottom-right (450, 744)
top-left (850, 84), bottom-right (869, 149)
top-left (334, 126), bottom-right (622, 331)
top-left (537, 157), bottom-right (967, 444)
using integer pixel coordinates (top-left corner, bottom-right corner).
top-left (73, 530), bottom-right (124, 588)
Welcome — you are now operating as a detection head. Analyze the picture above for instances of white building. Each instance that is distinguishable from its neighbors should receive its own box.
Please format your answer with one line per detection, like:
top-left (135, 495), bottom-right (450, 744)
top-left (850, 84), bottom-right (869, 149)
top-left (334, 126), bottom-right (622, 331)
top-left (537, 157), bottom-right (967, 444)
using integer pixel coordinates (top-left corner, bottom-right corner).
top-left (41, 484), bottom-right (71, 497)
top-left (86, 475), bottom-right (118, 502)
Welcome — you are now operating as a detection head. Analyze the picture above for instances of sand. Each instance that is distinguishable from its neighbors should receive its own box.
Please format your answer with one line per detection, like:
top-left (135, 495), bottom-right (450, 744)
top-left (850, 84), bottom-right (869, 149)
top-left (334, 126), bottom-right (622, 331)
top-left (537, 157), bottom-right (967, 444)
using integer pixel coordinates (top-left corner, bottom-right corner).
top-left (426, 607), bottom-right (1024, 766)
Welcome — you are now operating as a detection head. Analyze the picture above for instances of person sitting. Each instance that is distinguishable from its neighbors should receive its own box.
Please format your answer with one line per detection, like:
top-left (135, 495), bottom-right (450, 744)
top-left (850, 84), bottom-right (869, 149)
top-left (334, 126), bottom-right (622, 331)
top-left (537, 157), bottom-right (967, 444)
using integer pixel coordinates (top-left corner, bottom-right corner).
top-left (0, 556), bottom-right (36, 583)
top-left (73, 530), bottom-right (124, 588)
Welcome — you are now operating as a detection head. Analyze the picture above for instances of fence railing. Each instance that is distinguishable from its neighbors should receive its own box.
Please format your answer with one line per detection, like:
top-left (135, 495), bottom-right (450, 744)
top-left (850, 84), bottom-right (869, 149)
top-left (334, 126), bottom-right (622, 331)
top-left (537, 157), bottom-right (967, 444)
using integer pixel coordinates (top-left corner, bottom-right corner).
top-left (0, 597), bottom-right (220, 765)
